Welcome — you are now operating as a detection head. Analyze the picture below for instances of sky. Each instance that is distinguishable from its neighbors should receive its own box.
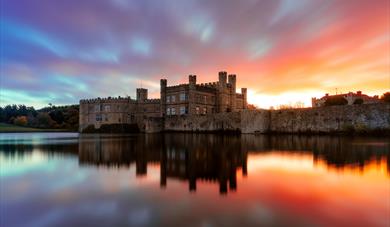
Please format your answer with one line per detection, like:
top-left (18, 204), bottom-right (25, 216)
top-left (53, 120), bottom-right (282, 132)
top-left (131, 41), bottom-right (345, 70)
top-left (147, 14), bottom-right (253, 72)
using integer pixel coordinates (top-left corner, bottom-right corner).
top-left (1, 0), bottom-right (389, 109)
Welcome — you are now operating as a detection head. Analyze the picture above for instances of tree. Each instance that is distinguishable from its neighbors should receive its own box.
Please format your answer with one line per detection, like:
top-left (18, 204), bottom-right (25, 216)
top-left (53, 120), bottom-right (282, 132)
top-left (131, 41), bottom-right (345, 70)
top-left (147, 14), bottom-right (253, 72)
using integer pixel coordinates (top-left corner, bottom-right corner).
top-left (36, 112), bottom-right (55, 128)
top-left (49, 110), bottom-right (64, 124)
top-left (324, 96), bottom-right (348, 106)
top-left (14, 116), bottom-right (28, 126)
top-left (381, 92), bottom-right (390, 103)
top-left (294, 101), bottom-right (305, 108)
top-left (247, 104), bottom-right (258, 110)
top-left (353, 98), bottom-right (363, 105)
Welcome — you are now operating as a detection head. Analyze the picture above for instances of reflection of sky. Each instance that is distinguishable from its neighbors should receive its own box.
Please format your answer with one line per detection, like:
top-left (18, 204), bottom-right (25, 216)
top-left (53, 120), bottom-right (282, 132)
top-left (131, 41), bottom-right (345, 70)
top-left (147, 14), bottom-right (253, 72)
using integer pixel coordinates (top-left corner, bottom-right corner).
top-left (1, 0), bottom-right (389, 108)
top-left (1, 137), bottom-right (389, 226)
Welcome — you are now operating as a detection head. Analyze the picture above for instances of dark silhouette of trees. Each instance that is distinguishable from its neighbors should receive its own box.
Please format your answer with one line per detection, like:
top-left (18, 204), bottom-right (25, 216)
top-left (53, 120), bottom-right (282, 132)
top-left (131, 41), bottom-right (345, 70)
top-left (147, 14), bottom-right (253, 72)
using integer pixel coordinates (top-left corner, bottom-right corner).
top-left (324, 96), bottom-right (348, 106)
top-left (353, 98), bottom-right (363, 105)
top-left (381, 92), bottom-right (390, 103)
top-left (0, 104), bottom-right (79, 130)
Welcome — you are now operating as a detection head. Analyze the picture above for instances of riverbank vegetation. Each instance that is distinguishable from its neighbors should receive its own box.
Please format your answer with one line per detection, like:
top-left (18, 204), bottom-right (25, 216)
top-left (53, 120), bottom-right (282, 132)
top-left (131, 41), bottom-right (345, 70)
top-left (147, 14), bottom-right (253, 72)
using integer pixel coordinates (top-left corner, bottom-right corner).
top-left (0, 104), bottom-right (79, 132)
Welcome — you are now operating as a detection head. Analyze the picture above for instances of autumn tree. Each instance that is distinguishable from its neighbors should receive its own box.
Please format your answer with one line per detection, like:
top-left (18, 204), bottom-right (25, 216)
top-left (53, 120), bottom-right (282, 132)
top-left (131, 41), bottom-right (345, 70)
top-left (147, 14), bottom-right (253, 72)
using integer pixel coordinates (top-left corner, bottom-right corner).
top-left (13, 116), bottom-right (28, 126)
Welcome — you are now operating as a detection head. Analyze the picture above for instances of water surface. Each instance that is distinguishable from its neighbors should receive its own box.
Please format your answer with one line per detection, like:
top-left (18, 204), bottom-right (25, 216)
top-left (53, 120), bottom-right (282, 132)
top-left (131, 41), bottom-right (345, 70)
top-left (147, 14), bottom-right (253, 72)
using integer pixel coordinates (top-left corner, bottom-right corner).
top-left (1, 133), bottom-right (389, 227)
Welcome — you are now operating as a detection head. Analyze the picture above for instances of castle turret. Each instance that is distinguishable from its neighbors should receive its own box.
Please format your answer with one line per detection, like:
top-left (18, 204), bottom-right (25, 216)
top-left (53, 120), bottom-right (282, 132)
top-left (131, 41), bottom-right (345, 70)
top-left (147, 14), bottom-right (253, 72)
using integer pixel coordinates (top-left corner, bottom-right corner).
top-left (228, 74), bottom-right (236, 91)
top-left (241, 88), bottom-right (247, 109)
top-left (189, 75), bottom-right (197, 87)
top-left (218, 71), bottom-right (228, 112)
top-left (188, 75), bottom-right (196, 114)
top-left (160, 79), bottom-right (167, 117)
top-left (228, 74), bottom-right (237, 112)
top-left (136, 88), bottom-right (148, 102)
top-left (219, 71), bottom-right (227, 88)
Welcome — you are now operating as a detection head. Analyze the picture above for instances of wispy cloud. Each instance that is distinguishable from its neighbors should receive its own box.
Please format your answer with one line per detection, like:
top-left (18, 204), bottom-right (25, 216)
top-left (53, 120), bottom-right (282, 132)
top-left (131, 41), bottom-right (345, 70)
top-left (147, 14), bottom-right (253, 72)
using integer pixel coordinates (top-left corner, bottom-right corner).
top-left (1, 0), bottom-right (389, 108)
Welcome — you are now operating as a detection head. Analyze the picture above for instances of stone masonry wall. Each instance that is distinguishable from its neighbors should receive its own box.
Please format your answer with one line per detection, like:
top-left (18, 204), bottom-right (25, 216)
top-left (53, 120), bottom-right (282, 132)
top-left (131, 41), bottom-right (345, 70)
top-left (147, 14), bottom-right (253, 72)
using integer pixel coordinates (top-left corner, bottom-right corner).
top-left (240, 110), bottom-right (270, 133)
top-left (164, 112), bottom-right (241, 132)
top-left (160, 103), bottom-right (389, 134)
top-left (269, 103), bottom-right (390, 133)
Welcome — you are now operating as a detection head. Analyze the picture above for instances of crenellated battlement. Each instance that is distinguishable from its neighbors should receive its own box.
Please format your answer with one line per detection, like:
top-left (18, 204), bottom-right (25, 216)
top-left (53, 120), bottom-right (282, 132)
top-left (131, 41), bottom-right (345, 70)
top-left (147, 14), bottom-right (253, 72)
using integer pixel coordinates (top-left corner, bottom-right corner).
top-left (197, 81), bottom-right (219, 88)
top-left (80, 96), bottom-right (133, 104)
top-left (80, 96), bottom-right (161, 104)
top-left (166, 84), bottom-right (189, 89)
top-left (142, 99), bottom-right (161, 103)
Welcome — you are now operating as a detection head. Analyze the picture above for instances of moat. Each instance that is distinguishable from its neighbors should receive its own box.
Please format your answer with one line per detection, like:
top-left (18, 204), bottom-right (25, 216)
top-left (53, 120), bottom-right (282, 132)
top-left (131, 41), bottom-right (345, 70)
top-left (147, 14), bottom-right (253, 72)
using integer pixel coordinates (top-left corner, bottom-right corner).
top-left (1, 133), bottom-right (389, 227)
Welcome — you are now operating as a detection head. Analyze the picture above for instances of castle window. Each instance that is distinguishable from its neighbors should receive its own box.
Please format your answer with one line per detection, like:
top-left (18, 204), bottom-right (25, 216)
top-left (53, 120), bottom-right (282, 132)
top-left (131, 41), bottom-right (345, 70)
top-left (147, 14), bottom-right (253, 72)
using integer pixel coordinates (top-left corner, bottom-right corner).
top-left (171, 95), bottom-right (176, 103)
top-left (166, 107), bottom-right (171, 115)
top-left (180, 106), bottom-right (186, 115)
top-left (180, 93), bottom-right (186, 101)
top-left (203, 107), bottom-right (207, 115)
top-left (204, 96), bottom-right (207, 104)
top-left (95, 105), bottom-right (101, 112)
top-left (95, 114), bottom-right (102, 121)
top-left (171, 107), bottom-right (176, 115)
top-left (166, 96), bottom-right (171, 103)
top-left (104, 105), bottom-right (110, 112)
top-left (196, 107), bottom-right (200, 115)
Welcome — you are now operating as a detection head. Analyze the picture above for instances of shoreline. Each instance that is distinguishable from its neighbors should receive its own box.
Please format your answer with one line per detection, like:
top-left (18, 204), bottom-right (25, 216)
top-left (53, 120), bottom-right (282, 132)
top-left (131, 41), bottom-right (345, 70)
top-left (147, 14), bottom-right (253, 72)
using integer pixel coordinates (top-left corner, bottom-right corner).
top-left (80, 129), bottom-right (390, 137)
top-left (0, 130), bottom-right (77, 133)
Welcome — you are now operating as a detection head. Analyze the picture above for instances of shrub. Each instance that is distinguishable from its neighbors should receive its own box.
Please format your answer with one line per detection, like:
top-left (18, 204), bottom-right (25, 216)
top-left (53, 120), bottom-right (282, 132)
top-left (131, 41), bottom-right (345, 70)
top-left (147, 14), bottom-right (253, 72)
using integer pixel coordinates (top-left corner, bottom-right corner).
top-left (13, 116), bottom-right (28, 126)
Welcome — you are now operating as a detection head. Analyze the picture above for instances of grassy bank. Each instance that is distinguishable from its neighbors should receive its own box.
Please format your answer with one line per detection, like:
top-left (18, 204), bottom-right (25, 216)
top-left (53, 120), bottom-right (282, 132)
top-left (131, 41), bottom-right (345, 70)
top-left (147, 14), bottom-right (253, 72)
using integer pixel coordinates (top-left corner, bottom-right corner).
top-left (0, 123), bottom-right (73, 133)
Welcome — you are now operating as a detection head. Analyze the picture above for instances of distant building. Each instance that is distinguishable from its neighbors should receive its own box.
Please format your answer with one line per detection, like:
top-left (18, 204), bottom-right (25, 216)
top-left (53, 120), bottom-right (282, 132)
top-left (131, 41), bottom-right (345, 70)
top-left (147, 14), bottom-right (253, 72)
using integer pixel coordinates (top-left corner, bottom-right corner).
top-left (79, 71), bottom-right (247, 132)
top-left (312, 91), bottom-right (380, 107)
top-left (79, 89), bottom-right (161, 132)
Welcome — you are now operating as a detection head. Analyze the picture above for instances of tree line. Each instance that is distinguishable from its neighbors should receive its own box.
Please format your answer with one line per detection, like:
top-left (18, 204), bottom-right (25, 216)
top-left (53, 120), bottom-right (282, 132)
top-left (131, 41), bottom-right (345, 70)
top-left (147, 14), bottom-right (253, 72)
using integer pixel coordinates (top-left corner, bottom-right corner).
top-left (0, 104), bottom-right (79, 131)
top-left (324, 92), bottom-right (390, 106)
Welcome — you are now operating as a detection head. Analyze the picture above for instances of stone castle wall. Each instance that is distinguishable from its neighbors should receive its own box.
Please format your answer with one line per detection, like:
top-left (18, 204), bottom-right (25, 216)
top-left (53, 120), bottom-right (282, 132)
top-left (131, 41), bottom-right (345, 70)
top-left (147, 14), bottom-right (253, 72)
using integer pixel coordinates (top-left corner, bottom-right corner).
top-left (164, 112), bottom-right (242, 132)
top-left (159, 103), bottom-right (390, 134)
top-left (79, 96), bottom-right (161, 133)
top-left (269, 103), bottom-right (389, 133)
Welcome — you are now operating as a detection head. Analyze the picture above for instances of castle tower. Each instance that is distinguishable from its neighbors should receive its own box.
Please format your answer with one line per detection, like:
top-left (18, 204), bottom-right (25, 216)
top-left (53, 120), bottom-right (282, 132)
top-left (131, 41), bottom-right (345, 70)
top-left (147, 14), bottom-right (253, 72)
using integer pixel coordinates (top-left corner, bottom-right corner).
top-left (228, 74), bottom-right (237, 112)
top-left (218, 71), bottom-right (227, 88)
top-left (188, 75), bottom-right (197, 115)
top-left (136, 88), bottom-right (148, 102)
top-left (311, 97), bottom-right (317, 107)
top-left (218, 71), bottom-right (228, 112)
top-left (160, 79), bottom-right (167, 117)
top-left (228, 74), bottom-right (236, 91)
top-left (241, 88), bottom-right (247, 109)
top-left (189, 74), bottom-right (197, 87)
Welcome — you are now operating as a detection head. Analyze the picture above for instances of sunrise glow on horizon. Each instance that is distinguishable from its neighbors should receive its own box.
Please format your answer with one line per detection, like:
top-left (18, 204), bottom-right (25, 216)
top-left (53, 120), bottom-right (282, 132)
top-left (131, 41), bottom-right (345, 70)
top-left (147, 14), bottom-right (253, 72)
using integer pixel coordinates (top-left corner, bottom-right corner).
top-left (1, 0), bottom-right (389, 109)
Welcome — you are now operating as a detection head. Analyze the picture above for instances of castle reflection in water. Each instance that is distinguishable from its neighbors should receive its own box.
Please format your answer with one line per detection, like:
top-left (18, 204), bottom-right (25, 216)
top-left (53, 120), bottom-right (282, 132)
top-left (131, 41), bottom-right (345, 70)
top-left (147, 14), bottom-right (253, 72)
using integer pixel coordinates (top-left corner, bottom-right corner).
top-left (1, 134), bottom-right (389, 194)
top-left (78, 134), bottom-right (389, 194)
top-left (79, 134), bottom-right (247, 194)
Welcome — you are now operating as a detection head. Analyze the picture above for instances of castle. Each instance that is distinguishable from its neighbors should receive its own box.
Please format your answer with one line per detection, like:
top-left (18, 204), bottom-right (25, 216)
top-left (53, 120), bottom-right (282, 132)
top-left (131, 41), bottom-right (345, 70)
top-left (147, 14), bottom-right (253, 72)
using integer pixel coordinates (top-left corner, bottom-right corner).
top-left (79, 71), bottom-right (247, 132)
top-left (312, 91), bottom-right (380, 107)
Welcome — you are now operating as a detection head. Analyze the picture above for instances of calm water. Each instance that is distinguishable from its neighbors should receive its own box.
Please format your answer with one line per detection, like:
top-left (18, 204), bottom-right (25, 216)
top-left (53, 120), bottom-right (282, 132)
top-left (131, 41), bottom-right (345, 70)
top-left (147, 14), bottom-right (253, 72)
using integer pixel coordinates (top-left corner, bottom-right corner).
top-left (0, 133), bottom-right (389, 227)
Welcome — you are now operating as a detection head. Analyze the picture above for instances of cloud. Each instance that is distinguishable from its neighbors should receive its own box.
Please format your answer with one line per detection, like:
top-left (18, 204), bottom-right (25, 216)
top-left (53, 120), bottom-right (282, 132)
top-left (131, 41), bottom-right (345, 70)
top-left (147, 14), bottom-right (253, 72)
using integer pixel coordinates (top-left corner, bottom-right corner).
top-left (1, 0), bottom-right (389, 108)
